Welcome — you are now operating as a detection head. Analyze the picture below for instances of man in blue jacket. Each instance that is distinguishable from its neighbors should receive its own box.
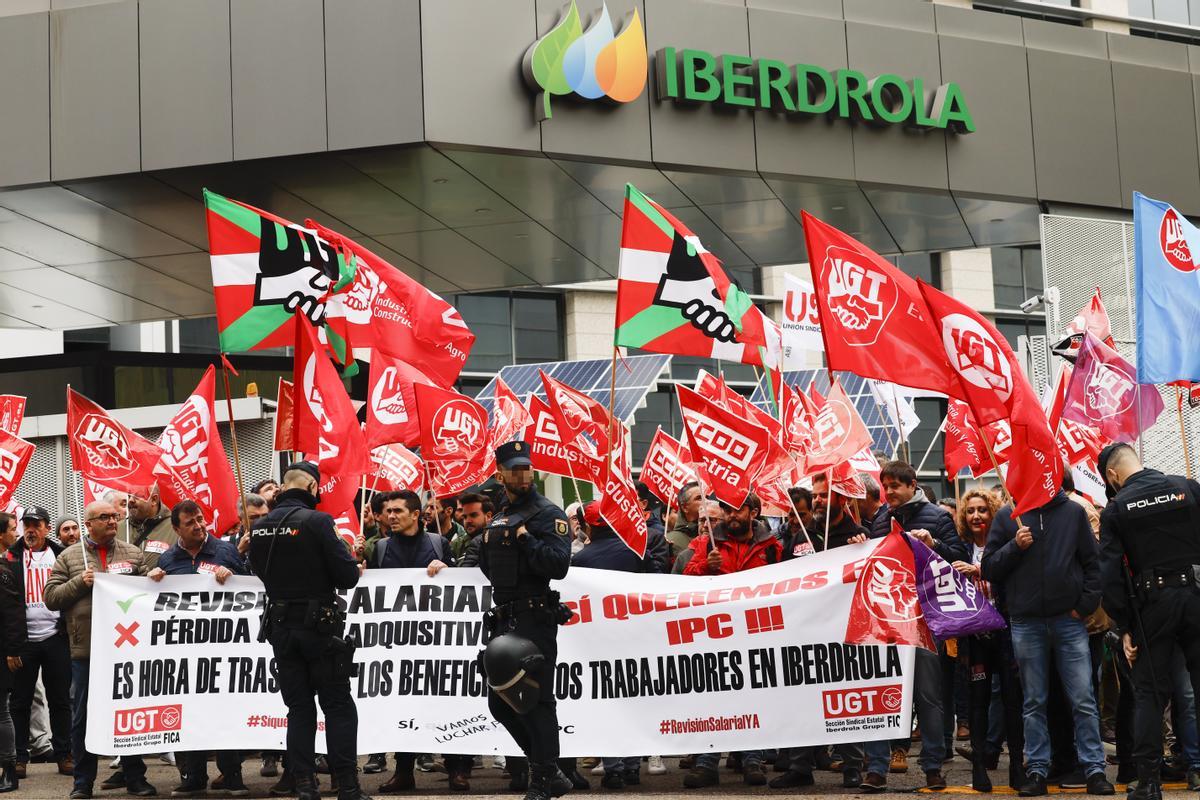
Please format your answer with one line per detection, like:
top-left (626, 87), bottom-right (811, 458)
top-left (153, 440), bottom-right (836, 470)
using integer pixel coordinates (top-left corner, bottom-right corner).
top-left (862, 461), bottom-right (963, 792)
top-left (983, 490), bottom-right (1113, 797)
top-left (147, 500), bottom-right (249, 796)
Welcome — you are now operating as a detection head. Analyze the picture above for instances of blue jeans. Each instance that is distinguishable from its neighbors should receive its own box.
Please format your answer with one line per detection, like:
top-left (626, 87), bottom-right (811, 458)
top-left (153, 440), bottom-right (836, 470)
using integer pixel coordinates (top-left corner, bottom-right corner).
top-left (865, 648), bottom-right (946, 774)
top-left (1172, 650), bottom-right (1200, 770)
top-left (695, 750), bottom-right (762, 771)
top-left (1009, 615), bottom-right (1105, 778)
top-left (602, 756), bottom-right (641, 775)
top-left (71, 659), bottom-right (146, 792)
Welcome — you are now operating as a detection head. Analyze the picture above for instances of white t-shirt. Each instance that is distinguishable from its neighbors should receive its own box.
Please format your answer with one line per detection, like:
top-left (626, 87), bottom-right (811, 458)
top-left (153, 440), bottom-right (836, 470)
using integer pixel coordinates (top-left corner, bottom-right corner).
top-left (23, 548), bottom-right (60, 641)
top-left (971, 542), bottom-right (996, 608)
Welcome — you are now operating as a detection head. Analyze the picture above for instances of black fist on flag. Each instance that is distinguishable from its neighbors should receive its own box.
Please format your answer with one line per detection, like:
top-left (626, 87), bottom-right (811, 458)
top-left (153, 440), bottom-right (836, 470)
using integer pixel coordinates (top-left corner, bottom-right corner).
top-left (653, 232), bottom-right (737, 342)
top-left (253, 217), bottom-right (339, 324)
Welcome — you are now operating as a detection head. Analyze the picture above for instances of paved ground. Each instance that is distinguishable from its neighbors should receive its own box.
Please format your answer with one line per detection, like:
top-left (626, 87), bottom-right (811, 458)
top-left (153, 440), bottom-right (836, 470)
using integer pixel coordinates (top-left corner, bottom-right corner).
top-left (4, 752), bottom-right (1195, 799)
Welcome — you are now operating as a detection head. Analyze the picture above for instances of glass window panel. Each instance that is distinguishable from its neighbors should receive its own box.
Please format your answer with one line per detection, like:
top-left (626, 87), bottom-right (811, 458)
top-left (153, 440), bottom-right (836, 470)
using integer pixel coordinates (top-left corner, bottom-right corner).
top-left (1022, 247), bottom-right (1044, 296)
top-left (991, 247), bottom-right (1025, 309)
top-left (457, 295), bottom-right (512, 373)
top-left (115, 366), bottom-right (171, 408)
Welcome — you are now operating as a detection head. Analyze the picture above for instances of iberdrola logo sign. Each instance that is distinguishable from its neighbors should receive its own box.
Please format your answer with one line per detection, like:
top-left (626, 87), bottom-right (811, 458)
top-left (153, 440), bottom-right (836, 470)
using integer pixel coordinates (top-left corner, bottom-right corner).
top-left (522, 0), bottom-right (648, 121)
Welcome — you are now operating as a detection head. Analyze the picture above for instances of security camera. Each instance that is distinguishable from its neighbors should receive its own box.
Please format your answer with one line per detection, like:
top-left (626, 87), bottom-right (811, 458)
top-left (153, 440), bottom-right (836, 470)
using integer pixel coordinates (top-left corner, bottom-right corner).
top-left (1020, 295), bottom-right (1044, 314)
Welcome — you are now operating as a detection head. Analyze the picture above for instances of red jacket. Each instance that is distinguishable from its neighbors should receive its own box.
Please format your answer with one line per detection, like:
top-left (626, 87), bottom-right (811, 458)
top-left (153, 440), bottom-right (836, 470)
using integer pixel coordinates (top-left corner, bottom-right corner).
top-left (683, 522), bottom-right (782, 575)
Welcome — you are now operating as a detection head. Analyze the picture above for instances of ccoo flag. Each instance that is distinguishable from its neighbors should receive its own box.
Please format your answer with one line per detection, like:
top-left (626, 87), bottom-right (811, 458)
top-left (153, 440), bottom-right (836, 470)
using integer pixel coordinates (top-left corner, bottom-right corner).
top-left (1134, 192), bottom-right (1200, 383)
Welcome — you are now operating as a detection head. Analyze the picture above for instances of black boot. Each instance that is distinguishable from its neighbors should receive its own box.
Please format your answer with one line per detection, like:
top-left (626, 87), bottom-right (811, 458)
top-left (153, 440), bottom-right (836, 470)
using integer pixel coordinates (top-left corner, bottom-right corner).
top-left (335, 769), bottom-right (372, 800)
top-left (270, 769), bottom-right (296, 797)
top-left (525, 763), bottom-right (570, 800)
top-left (972, 754), bottom-right (993, 794)
top-left (1128, 766), bottom-right (1162, 800)
top-left (1010, 764), bottom-right (1028, 792)
top-left (294, 772), bottom-right (321, 800)
top-left (0, 761), bottom-right (18, 793)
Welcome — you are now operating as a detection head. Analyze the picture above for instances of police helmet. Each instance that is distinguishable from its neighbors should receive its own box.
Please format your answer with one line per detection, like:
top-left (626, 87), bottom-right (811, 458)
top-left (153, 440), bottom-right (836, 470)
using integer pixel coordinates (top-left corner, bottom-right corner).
top-left (483, 634), bottom-right (544, 715)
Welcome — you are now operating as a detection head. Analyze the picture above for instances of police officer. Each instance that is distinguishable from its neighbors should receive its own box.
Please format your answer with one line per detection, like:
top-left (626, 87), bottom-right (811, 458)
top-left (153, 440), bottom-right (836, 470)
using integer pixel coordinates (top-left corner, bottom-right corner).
top-left (247, 462), bottom-right (368, 800)
top-left (479, 442), bottom-right (572, 800)
top-left (1097, 443), bottom-right (1200, 800)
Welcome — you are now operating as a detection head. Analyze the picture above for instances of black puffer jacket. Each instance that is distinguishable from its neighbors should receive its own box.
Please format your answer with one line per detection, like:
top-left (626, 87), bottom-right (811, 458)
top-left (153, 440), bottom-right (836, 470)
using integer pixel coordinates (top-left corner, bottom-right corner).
top-left (870, 496), bottom-right (967, 564)
top-left (982, 492), bottom-right (1101, 620)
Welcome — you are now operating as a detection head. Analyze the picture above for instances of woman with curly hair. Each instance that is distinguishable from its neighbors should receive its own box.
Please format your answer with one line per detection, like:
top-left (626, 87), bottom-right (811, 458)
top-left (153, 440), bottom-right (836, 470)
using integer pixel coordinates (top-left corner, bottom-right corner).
top-left (952, 489), bottom-right (1025, 792)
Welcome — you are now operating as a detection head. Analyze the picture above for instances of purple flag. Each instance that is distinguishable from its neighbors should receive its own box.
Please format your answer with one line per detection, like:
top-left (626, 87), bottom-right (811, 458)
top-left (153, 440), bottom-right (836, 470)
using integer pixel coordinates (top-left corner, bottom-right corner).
top-left (907, 536), bottom-right (1006, 640)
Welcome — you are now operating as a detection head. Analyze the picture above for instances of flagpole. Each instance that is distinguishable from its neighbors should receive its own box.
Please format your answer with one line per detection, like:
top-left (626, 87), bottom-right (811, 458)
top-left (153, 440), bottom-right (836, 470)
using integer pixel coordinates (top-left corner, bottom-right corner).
top-left (220, 354), bottom-right (254, 536)
top-left (822, 479), bottom-right (833, 552)
top-left (1178, 386), bottom-right (1194, 480)
top-left (889, 384), bottom-right (909, 463)
top-left (915, 415), bottom-right (948, 474)
top-left (358, 474), bottom-right (368, 532)
top-left (607, 346), bottom-right (619, 483)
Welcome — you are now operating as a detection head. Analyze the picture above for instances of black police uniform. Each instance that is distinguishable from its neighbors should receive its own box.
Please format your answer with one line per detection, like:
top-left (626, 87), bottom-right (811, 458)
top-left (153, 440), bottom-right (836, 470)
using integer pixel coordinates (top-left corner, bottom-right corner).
top-left (247, 475), bottom-right (362, 797)
top-left (1099, 461), bottom-right (1200, 795)
top-left (478, 442), bottom-right (571, 791)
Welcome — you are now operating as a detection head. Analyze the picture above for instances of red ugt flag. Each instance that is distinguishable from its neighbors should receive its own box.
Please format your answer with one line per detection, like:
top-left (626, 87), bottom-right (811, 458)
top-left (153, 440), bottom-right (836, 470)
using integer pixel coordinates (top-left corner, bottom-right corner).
top-left (366, 351), bottom-right (436, 449)
top-left (0, 396), bottom-right (26, 437)
top-left (917, 281), bottom-right (1061, 515)
top-left (844, 521), bottom-right (935, 651)
top-left (802, 378), bottom-right (873, 478)
top-left (413, 383), bottom-right (493, 498)
top-left (1063, 332), bottom-right (1163, 442)
top-left (490, 377), bottom-right (532, 447)
top-left (67, 388), bottom-right (163, 497)
top-left (0, 430), bottom-right (34, 509)
top-left (155, 366), bottom-right (240, 534)
top-left (801, 213), bottom-right (957, 396)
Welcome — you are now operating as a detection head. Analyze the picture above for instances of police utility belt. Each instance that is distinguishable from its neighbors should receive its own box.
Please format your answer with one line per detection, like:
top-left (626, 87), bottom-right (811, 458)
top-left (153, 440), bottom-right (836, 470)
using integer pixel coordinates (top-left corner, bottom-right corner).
top-left (482, 591), bottom-right (573, 637)
top-left (1134, 566), bottom-right (1200, 599)
top-left (263, 598), bottom-right (345, 636)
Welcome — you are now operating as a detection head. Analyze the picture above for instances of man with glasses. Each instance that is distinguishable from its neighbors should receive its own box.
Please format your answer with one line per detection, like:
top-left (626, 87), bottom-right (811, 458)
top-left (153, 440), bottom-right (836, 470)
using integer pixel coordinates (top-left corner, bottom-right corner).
top-left (45, 501), bottom-right (154, 800)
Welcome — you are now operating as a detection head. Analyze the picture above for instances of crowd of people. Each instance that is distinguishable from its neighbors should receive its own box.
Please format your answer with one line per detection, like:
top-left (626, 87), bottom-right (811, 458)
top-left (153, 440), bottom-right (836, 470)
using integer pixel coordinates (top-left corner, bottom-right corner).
top-left (0, 447), bottom-right (1192, 799)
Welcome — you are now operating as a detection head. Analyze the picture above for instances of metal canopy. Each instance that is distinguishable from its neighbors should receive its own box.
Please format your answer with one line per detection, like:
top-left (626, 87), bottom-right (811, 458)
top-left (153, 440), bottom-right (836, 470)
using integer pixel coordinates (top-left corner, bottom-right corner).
top-left (0, 143), bottom-right (1041, 331)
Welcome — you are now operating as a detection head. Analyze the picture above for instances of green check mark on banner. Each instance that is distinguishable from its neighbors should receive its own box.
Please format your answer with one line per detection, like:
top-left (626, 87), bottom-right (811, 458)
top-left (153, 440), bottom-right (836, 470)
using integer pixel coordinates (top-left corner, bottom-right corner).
top-left (116, 594), bottom-right (147, 614)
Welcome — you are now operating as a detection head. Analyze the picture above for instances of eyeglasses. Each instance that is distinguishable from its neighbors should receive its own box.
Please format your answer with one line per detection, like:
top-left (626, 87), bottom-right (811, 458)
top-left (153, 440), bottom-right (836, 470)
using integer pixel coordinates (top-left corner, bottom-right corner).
top-left (87, 514), bottom-right (119, 523)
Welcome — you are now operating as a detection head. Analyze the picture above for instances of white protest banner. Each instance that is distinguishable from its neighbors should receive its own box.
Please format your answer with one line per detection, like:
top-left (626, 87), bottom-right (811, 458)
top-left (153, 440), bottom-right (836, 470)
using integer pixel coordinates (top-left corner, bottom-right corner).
top-left (88, 547), bottom-right (914, 756)
top-left (782, 274), bottom-right (825, 368)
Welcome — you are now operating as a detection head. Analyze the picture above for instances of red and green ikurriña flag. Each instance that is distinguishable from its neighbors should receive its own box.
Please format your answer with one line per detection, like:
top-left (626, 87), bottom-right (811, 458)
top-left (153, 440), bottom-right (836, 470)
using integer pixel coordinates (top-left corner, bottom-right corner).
top-left (615, 183), bottom-right (768, 363)
top-left (204, 189), bottom-right (356, 364)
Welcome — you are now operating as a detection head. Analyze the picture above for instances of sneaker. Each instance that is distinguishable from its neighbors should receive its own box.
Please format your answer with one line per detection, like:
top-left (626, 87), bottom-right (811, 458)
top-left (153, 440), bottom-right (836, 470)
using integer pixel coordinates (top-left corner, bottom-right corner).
top-left (743, 763), bottom-right (767, 786)
top-left (415, 755), bottom-right (435, 773)
top-left (926, 770), bottom-right (946, 791)
top-left (260, 756), bottom-right (279, 778)
top-left (768, 770), bottom-right (814, 788)
top-left (1087, 773), bottom-right (1115, 796)
top-left (1019, 774), bottom-right (1048, 797)
top-left (590, 762), bottom-right (606, 775)
top-left (889, 749), bottom-right (908, 774)
top-left (600, 772), bottom-right (624, 791)
top-left (71, 788), bottom-right (94, 800)
top-left (683, 767), bottom-right (719, 789)
top-left (127, 778), bottom-right (159, 797)
top-left (159, 754), bottom-right (176, 766)
top-left (859, 772), bottom-right (887, 793)
top-left (647, 756), bottom-right (666, 776)
top-left (101, 771), bottom-right (127, 790)
top-left (171, 777), bottom-right (208, 798)
top-left (1059, 769), bottom-right (1087, 789)
top-left (110, 758), bottom-right (121, 769)
top-left (490, 756), bottom-right (506, 770)
top-left (843, 768), bottom-right (863, 789)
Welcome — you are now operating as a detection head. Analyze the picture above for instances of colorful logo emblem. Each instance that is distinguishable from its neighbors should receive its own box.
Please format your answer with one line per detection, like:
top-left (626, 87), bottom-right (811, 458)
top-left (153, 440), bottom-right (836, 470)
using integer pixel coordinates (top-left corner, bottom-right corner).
top-left (522, 0), bottom-right (647, 121)
top-left (1160, 208), bottom-right (1197, 273)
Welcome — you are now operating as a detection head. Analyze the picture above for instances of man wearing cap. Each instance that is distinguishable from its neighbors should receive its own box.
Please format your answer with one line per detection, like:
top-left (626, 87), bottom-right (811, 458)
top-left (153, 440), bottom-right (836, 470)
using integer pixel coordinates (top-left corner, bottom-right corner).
top-left (479, 441), bottom-right (571, 800)
top-left (5, 507), bottom-right (70, 779)
top-left (247, 462), bottom-right (368, 800)
top-left (1097, 443), bottom-right (1200, 800)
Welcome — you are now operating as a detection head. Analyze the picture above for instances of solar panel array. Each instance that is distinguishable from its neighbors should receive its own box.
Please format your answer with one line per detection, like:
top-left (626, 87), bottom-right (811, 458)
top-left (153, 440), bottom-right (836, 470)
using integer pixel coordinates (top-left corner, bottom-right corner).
top-left (475, 354), bottom-right (672, 425)
top-left (748, 370), bottom-right (907, 455)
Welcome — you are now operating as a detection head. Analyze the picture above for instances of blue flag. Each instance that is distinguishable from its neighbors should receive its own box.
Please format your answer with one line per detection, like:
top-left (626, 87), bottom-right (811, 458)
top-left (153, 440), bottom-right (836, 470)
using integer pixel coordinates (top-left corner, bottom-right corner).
top-left (1134, 191), bottom-right (1200, 383)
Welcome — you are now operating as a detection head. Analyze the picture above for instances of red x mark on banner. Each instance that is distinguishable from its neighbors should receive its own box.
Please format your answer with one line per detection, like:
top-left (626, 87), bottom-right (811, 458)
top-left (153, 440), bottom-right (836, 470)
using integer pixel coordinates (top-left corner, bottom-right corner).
top-left (114, 622), bottom-right (139, 648)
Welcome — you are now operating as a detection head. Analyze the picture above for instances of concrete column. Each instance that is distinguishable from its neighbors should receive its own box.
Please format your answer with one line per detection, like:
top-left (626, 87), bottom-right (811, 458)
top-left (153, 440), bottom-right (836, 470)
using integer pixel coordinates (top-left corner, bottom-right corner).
top-left (564, 291), bottom-right (618, 360)
top-left (940, 248), bottom-right (996, 311)
top-left (1079, 0), bottom-right (1131, 33)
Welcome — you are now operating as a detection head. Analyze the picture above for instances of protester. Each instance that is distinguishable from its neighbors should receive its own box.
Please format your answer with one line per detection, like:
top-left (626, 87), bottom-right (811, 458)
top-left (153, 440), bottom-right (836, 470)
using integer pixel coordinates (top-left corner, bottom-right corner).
top-left (983, 485), bottom-right (1113, 796)
top-left (673, 500), bottom-right (724, 574)
top-left (771, 481), bottom-right (866, 790)
top-left (855, 474), bottom-right (885, 531)
top-left (147, 500), bottom-right (248, 796)
top-left (0, 513), bottom-right (26, 793)
top-left (951, 490), bottom-right (1025, 792)
top-left (863, 461), bottom-right (962, 791)
top-left (252, 480), bottom-right (280, 508)
top-left (666, 482), bottom-right (702, 559)
top-left (682, 493), bottom-right (779, 788)
top-left (779, 487), bottom-right (814, 559)
top-left (100, 491), bottom-right (127, 523)
top-left (127, 488), bottom-right (175, 568)
top-left (5, 507), bottom-right (69, 779)
top-left (45, 501), bottom-right (155, 800)
top-left (53, 517), bottom-right (80, 548)
top-left (455, 493), bottom-right (492, 569)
